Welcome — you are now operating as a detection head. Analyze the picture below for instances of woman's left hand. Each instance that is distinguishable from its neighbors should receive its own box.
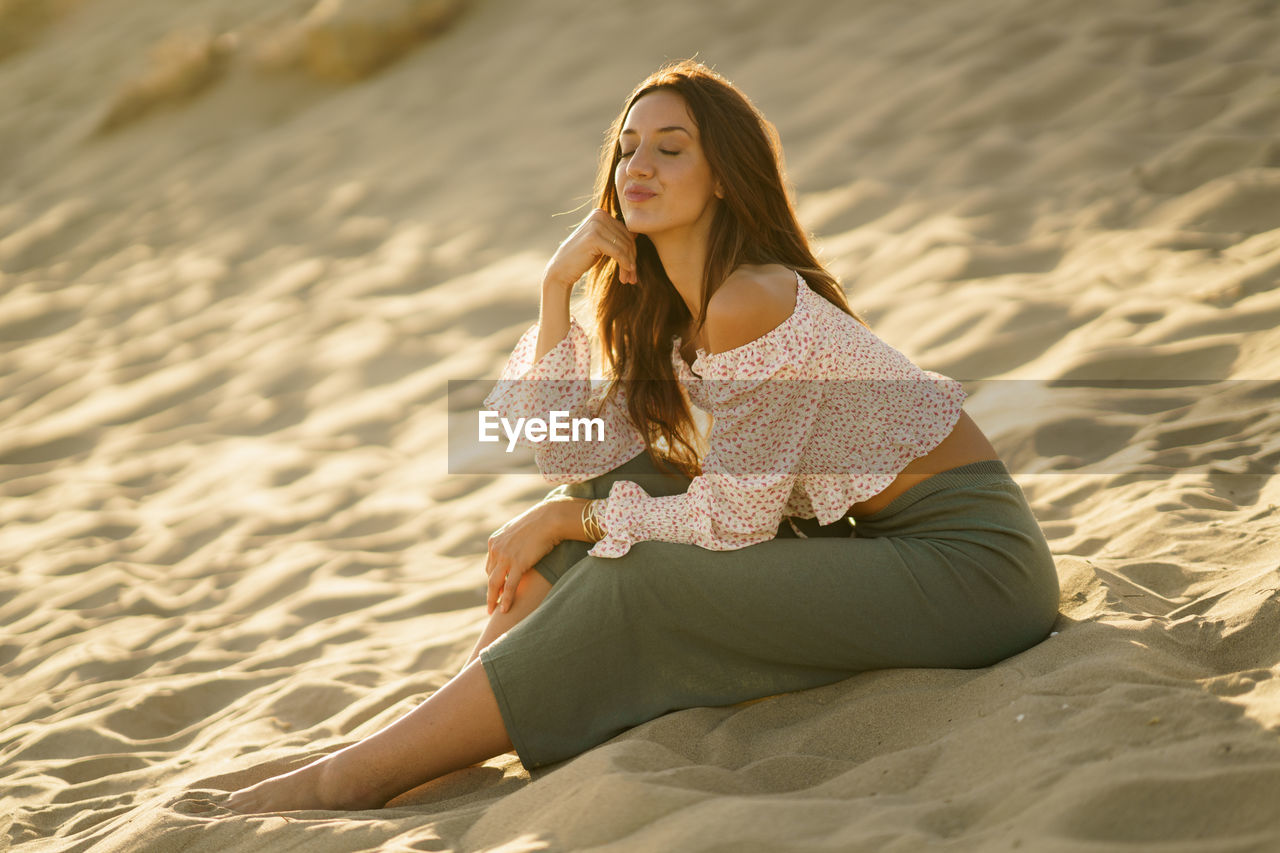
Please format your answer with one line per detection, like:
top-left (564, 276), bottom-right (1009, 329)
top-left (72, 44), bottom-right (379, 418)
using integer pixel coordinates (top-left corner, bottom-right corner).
top-left (484, 497), bottom-right (574, 614)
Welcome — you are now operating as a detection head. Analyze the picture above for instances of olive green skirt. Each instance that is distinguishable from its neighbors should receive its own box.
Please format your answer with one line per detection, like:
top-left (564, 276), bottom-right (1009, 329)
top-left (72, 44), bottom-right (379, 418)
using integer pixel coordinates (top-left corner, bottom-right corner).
top-left (479, 452), bottom-right (1061, 770)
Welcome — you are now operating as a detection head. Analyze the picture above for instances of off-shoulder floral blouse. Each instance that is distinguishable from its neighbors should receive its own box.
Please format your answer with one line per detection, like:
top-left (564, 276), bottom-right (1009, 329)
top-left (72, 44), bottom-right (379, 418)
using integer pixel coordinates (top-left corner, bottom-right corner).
top-left (482, 270), bottom-right (967, 558)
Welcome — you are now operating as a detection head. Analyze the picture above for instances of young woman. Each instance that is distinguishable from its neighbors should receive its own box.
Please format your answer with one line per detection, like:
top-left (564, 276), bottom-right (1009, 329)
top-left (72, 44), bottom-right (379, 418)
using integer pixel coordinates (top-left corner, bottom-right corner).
top-left (221, 59), bottom-right (1060, 814)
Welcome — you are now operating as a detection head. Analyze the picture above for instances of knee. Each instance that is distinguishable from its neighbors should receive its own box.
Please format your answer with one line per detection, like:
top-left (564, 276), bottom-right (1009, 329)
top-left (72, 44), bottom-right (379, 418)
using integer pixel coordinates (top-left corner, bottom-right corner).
top-left (516, 568), bottom-right (552, 601)
top-left (534, 539), bottom-right (591, 585)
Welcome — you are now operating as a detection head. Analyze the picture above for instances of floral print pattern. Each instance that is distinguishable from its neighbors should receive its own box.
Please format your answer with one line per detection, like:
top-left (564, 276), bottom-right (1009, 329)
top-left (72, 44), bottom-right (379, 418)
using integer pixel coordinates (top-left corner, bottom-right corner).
top-left (483, 270), bottom-right (967, 558)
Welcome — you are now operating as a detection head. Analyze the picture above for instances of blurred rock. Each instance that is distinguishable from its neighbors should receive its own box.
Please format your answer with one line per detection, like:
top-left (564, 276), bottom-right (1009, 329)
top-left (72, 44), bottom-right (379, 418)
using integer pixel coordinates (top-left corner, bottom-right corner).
top-left (95, 28), bottom-right (237, 134)
top-left (299, 0), bottom-right (465, 83)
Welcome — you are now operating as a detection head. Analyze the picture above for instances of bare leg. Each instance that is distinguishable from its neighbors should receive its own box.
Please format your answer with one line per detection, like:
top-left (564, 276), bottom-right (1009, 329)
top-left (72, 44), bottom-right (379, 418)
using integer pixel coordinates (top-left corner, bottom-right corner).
top-left (465, 570), bottom-right (554, 666)
top-left (222, 571), bottom-right (555, 814)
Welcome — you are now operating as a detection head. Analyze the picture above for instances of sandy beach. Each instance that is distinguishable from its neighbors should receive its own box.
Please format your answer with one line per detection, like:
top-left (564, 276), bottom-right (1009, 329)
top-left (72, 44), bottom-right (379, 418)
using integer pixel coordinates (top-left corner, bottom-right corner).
top-left (3, 0), bottom-right (1280, 849)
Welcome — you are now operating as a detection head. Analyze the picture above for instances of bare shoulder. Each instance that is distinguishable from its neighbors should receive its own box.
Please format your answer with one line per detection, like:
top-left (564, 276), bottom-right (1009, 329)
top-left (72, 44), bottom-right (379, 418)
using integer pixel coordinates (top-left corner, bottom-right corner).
top-left (704, 264), bottom-right (799, 355)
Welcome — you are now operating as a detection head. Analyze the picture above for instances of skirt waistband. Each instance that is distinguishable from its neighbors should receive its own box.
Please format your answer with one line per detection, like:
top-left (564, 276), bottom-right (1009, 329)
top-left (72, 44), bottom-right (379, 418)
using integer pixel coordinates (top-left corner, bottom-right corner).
top-left (857, 459), bottom-right (1014, 522)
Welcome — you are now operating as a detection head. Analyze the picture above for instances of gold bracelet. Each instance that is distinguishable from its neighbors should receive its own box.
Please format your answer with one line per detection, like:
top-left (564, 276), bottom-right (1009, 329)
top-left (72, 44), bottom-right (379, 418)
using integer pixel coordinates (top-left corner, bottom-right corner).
top-left (591, 499), bottom-right (608, 540)
top-left (581, 499), bottom-right (602, 542)
top-left (582, 499), bottom-right (607, 541)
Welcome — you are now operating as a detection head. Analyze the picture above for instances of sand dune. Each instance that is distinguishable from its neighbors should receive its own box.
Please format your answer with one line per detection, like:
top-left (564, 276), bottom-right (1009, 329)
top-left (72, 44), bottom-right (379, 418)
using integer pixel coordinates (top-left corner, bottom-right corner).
top-left (3, 0), bottom-right (1280, 849)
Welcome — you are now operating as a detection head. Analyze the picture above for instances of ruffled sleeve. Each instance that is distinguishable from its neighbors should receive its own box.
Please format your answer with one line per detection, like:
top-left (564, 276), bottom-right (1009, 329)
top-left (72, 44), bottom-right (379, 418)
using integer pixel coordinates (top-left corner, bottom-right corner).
top-left (588, 306), bottom-right (820, 558)
top-left (483, 317), bottom-right (646, 484)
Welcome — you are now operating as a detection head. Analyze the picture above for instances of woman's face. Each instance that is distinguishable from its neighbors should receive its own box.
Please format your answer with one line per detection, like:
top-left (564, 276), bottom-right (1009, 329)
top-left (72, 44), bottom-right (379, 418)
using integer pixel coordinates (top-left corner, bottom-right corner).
top-left (615, 89), bottom-right (723, 239)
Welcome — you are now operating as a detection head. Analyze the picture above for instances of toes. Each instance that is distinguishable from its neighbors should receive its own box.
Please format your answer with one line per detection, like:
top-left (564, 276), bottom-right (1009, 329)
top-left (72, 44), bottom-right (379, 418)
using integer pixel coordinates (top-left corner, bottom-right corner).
top-left (222, 792), bottom-right (257, 814)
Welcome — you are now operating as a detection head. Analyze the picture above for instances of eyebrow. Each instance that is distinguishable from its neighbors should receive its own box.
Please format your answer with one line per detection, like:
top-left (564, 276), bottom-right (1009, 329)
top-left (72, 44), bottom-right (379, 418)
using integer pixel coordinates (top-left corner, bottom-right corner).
top-left (620, 126), bottom-right (692, 138)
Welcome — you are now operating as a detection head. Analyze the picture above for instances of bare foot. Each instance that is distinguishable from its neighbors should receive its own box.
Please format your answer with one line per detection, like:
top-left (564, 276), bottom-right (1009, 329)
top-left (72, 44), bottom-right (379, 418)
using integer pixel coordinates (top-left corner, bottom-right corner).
top-left (219, 658), bottom-right (513, 816)
top-left (221, 752), bottom-right (382, 815)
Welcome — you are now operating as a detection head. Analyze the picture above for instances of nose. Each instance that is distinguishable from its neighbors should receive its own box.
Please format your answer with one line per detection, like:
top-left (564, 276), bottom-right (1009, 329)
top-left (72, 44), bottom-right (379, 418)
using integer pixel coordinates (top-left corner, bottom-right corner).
top-left (624, 147), bottom-right (654, 178)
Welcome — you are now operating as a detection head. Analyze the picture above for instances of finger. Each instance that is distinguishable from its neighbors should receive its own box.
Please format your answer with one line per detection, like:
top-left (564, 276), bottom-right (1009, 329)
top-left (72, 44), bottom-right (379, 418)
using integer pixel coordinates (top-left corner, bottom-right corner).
top-left (598, 233), bottom-right (631, 282)
top-left (487, 565), bottom-right (506, 615)
top-left (603, 231), bottom-right (637, 283)
top-left (608, 222), bottom-right (638, 255)
top-left (500, 566), bottom-right (524, 613)
top-left (617, 231), bottom-right (638, 280)
top-left (488, 569), bottom-right (505, 614)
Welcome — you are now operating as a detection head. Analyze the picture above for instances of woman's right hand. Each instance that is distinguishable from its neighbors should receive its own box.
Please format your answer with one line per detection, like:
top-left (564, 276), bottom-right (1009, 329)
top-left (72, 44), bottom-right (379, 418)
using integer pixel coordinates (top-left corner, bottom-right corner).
top-left (484, 499), bottom-right (566, 615)
top-left (543, 208), bottom-right (638, 289)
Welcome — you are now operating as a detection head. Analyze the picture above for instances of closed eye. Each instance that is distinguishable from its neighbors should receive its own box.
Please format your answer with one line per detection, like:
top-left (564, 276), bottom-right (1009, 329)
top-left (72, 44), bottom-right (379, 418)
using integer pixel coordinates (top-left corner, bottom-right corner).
top-left (619, 150), bottom-right (680, 158)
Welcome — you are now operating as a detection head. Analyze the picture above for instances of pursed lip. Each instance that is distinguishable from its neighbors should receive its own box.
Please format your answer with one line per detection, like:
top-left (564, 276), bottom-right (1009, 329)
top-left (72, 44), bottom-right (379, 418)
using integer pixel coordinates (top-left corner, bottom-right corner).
top-left (624, 187), bottom-right (657, 201)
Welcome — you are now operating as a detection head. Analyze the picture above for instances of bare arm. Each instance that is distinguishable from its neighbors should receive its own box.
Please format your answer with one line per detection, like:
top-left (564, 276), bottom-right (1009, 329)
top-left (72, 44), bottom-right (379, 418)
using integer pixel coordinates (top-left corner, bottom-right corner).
top-left (534, 208), bottom-right (638, 362)
top-left (534, 280), bottom-right (574, 364)
top-left (541, 494), bottom-right (601, 544)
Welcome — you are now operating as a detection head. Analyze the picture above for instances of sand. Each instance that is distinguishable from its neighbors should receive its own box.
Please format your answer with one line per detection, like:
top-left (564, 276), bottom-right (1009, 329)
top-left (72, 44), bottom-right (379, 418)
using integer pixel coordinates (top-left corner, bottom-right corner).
top-left (3, 0), bottom-right (1280, 850)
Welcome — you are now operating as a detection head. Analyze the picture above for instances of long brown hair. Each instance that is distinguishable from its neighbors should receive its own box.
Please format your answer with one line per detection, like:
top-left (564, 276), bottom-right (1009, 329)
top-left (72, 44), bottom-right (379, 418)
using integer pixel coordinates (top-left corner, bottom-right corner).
top-left (585, 59), bottom-right (870, 480)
